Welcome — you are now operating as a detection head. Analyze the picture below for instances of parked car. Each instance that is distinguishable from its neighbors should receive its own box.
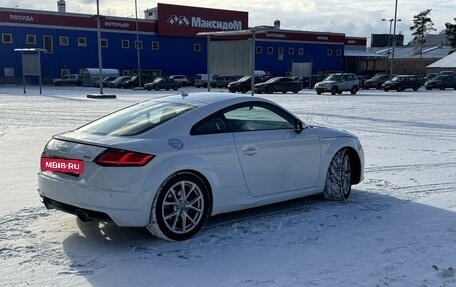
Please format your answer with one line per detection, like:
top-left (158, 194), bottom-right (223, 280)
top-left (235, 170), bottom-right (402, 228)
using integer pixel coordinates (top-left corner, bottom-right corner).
top-left (194, 74), bottom-right (216, 88)
top-left (254, 77), bottom-right (302, 94)
top-left (122, 75), bottom-right (155, 89)
top-left (364, 74), bottom-right (396, 90)
top-left (425, 73), bottom-right (437, 81)
top-left (292, 76), bottom-right (311, 89)
top-left (314, 73), bottom-right (360, 95)
top-left (52, 74), bottom-right (81, 86)
top-left (94, 75), bottom-right (119, 87)
top-left (144, 77), bottom-right (181, 91)
top-left (309, 74), bottom-right (326, 88)
top-left (439, 71), bottom-right (455, 76)
top-left (357, 75), bottom-right (370, 89)
top-left (169, 75), bottom-right (189, 87)
top-left (38, 93), bottom-right (364, 241)
top-left (424, 75), bottom-right (456, 90)
top-left (382, 75), bottom-right (422, 92)
top-left (107, 76), bottom-right (131, 88)
top-left (213, 75), bottom-right (241, 88)
top-left (228, 75), bottom-right (271, 93)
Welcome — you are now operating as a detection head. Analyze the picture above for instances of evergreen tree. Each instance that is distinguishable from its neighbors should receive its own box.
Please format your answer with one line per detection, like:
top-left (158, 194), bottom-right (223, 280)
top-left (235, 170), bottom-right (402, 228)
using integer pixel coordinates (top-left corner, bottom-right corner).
top-left (445, 22), bottom-right (456, 54)
top-left (410, 9), bottom-right (436, 74)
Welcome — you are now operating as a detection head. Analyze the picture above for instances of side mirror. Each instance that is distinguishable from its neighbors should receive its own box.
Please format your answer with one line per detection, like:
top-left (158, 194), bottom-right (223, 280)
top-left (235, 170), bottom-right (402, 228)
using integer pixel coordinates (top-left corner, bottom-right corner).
top-left (295, 119), bottom-right (304, 134)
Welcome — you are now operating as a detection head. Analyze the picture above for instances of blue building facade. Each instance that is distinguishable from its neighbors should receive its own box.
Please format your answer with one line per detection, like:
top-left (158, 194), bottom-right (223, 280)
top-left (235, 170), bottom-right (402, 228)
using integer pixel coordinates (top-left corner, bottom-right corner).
top-left (0, 3), bottom-right (363, 84)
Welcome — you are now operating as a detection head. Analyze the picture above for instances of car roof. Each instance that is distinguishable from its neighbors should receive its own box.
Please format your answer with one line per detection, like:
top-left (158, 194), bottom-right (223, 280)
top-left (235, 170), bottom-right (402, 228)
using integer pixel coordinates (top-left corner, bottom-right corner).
top-left (154, 92), bottom-right (269, 106)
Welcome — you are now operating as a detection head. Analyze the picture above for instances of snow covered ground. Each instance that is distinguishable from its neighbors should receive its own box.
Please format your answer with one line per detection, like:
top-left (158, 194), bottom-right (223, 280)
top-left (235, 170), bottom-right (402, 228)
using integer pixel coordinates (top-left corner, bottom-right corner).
top-left (1, 85), bottom-right (456, 286)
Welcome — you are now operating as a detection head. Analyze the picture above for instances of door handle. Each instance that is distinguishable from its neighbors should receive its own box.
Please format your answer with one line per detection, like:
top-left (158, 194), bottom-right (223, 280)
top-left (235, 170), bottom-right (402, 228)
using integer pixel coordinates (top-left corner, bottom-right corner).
top-left (241, 146), bottom-right (257, 156)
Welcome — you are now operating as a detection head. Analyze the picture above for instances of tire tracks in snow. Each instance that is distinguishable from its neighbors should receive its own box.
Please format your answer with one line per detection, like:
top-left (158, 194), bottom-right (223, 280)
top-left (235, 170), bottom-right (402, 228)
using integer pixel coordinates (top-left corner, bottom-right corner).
top-left (365, 161), bottom-right (456, 173)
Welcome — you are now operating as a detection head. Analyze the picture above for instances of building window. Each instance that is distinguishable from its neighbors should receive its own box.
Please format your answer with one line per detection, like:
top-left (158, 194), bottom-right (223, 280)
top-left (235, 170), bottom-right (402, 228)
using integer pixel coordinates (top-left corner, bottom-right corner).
top-left (152, 41), bottom-right (159, 50)
top-left (101, 39), bottom-right (108, 48)
top-left (327, 49), bottom-right (333, 56)
top-left (298, 48), bottom-right (304, 55)
top-left (43, 36), bottom-right (53, 53)
top-left (26, 35), bottom-right (36, 45)
top-left (59, 36), bottom-right (69, 46)
top-left (2, 33), bottom-right (12, 43)
top-left (267, 47), bottom-right (273, 54)
top-left (60, 69), bottom-right (70, 77)
top-left (4, 67), bottom-right (14, 77)
top-left (122, 40), bottom-right (129, 49)
top-left (278, 47), bottom-right (284, 61)
top-left (78, 37), bottom-right (87, 47)
top-left (336, 49), bottom-right (342, 56)
top-left (256, 46), bottom-right (262, 54)
top-left (194, 43), bottom-right (201, 52)
top-left (288, 47), bottom-right (294, 55)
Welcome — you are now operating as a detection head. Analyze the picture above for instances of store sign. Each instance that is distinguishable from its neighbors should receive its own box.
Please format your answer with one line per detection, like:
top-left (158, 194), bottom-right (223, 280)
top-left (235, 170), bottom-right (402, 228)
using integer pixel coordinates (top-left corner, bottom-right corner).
top-left (9, 14), bottom-right (35, 22)
top-left (158, 3), bottom-right (248, 37)
top-left (104, 21), bottom-right (130, 29)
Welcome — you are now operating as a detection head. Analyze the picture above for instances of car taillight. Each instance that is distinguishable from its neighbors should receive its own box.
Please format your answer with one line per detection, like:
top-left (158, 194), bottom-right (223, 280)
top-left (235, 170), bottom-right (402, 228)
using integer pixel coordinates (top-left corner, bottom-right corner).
top-left (94, 149), bottom-right (154, 167)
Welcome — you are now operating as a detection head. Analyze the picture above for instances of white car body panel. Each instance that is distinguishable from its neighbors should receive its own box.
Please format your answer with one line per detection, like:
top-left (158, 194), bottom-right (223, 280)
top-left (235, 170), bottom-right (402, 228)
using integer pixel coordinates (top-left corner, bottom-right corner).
top-left (233, 128), bottom-right (321, 196)
top-left (38, 93), bottom-right (364, 228)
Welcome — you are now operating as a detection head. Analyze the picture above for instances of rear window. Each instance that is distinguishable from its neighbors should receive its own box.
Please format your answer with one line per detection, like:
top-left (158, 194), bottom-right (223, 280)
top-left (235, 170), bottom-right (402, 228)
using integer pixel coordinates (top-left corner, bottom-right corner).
top-left (76, 100), bottom-right (196, 136)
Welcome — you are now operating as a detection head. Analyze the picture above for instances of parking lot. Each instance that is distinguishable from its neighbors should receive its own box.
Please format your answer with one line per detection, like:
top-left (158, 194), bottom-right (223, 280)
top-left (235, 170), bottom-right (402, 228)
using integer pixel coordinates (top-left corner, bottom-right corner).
top-left (1, 85), bottom-right (456, 286)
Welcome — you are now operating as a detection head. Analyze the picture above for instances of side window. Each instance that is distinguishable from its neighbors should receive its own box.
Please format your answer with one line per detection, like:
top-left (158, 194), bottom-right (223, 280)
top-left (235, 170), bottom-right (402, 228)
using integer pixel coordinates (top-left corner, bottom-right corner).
top-left (223, 103), bottom-right (294, 132)
top-left (191, 114), bottom-right (230, 135)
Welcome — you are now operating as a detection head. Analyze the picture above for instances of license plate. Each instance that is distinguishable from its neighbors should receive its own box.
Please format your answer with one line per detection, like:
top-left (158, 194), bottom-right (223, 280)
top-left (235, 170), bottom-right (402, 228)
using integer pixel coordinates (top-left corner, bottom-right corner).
top-left (41, 158), bottom-right (84, 175)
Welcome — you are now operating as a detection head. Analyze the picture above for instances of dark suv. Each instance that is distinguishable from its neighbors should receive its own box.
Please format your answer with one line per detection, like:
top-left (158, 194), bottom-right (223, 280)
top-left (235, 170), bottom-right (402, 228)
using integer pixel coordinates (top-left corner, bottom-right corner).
top-left (382, 75), bottom-right (422, 92)
top-left (364, 74), bottom-right (396, 89)
top-left (122, 75), bottom-right (155, 89)
top-left (228, 75), bottom-right (271, 93)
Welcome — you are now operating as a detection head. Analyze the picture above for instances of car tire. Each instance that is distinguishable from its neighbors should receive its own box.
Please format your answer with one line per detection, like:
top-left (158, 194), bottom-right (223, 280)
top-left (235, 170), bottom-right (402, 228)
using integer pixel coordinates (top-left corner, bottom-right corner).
top-left (350, 86), bottom-right (359, 95)
top-left (316, 91), bottom-right (322, 95)
top-left (173, 86), bottom-right (178, 91)
top-left (397, 86), bottom-right (403, 92)
top-left (241, 87), bottom-right (248, 93)
top-left (146, 87), bottom-right (151, 91)
top-left (376, 83), bottom-right (382, 89)
top-left (426, 87), bottom-right (431, 90)
top-left (323, 149), bottom-right (352, 201)
top-left (147, 172), bottom-right (211, 241)
top-left (267, 87), bottom-right (274, 94)
top-left (55, 82), bottom-right (61, 86)
top-left (440, 87), bottom-right (445, 90)
top-left (154, 86), bottom-right (160, 91)
top-left (331, 86), bottom-right (337, 95)
top-left (292, 87), bottom-right (299, 93)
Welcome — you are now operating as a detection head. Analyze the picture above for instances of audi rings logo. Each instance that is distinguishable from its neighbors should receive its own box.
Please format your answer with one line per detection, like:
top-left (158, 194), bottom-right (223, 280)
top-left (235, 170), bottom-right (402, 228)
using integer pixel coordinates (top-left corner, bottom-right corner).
top-left (167, 15), bottom-right (190, 26)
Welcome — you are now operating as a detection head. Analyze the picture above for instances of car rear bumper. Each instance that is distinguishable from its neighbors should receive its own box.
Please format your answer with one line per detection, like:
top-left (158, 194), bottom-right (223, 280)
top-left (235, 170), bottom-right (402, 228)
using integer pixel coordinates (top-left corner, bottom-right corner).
top-left (37, 171), bottom-right (150, 227)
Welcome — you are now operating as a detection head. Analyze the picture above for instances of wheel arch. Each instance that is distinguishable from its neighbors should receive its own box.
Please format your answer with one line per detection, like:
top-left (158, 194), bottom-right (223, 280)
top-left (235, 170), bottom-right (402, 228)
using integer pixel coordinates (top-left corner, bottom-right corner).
top-left (319, 138), bottom-right (364, 187)
top-left (345, 147), bottom-right (362, 184)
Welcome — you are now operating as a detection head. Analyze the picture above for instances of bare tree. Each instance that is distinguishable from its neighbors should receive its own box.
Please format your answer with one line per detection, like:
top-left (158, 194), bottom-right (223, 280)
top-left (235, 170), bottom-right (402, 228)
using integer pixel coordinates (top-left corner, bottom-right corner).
top-left (410, 9), bottom-right (436, 74)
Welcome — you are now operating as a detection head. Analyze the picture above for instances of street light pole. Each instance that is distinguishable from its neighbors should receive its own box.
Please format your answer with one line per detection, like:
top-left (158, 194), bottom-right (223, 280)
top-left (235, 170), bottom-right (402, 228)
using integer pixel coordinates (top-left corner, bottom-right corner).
top-left (390, 0), bottom-right (399, 77)
top-left (96, 0), bottom-right (103, 94)
top-left (382, 18), bottom-right (401, 77)
top-left (381, 18), bottom-right (393, 74)
top-left (134, 0), bottom-right (142, 88)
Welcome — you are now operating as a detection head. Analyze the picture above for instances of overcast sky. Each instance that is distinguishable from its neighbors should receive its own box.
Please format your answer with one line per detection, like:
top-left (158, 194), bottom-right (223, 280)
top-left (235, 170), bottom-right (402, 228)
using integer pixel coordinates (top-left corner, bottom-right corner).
top-left (5, 0), bottom-right (456, 44)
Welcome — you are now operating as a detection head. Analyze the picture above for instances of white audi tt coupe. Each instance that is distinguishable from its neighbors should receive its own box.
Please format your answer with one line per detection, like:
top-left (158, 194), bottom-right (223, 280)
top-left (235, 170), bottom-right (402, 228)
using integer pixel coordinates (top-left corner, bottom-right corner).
top-left (38, 93), bottom-right (364, 241)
